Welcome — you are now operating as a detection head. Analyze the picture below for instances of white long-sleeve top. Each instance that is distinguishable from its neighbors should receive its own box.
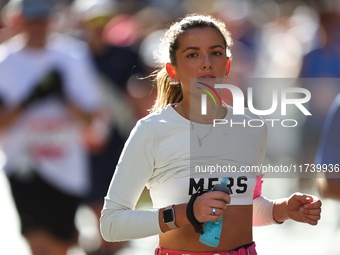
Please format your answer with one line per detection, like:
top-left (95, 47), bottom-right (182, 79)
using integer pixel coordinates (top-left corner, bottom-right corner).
top-left (100, 104), bottom-right (271, 242)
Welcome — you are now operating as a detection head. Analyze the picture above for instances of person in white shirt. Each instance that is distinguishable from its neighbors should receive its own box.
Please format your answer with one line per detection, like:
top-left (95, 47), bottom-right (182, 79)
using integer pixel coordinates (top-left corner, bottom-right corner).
top-left (0, 0), bottom-right (100, 254)
top-left (100, 14), bottom-right (322, 255)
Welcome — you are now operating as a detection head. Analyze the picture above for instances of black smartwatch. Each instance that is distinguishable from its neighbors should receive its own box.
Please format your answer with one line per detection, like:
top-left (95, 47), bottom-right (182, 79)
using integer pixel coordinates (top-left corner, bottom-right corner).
top-left (163, 205), bottom-right (179, 230)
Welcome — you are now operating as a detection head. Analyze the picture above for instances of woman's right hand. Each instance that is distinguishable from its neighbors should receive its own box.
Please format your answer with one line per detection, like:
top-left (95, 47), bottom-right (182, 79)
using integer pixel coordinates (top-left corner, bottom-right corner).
top-left (193, 191), bottom-right (231, 222)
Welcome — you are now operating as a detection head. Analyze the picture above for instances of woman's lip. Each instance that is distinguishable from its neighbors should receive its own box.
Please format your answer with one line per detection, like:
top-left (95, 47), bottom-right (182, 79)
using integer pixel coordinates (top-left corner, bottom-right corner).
top-left (198, 76), bottom-right (216, 78)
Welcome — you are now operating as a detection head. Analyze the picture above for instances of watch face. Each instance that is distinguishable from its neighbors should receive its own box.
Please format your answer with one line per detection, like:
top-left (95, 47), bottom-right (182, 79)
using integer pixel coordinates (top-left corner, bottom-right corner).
top-left (163, 208), bottom-right (174, 223)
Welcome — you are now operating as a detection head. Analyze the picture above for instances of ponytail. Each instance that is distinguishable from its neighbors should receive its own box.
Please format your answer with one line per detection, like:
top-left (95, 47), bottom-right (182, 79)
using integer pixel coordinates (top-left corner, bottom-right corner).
top-left (150, 67), bottom-right (183, 113)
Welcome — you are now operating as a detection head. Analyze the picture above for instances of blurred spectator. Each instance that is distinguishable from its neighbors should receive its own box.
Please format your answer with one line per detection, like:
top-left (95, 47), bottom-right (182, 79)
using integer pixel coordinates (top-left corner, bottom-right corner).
top-left (72, 0), bottom-right (153, 254)
top-left (0, 0), bottom-right (100, 254)
top-left (299, 10), bottom-right (340, 178)
top-left (300, 12), bottom-right (340, 78)
top-left (316, 94), bottom-right (340, 200)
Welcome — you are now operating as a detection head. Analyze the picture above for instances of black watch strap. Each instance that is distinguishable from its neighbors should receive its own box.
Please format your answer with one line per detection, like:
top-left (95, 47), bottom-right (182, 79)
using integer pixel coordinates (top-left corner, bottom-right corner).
top-left (186, 192), bottom-right (205, 234)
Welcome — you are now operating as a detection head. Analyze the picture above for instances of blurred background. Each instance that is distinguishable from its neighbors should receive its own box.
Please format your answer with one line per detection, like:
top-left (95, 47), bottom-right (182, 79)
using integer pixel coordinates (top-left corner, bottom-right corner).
top-left (0, 0), bottom-right (339, 254)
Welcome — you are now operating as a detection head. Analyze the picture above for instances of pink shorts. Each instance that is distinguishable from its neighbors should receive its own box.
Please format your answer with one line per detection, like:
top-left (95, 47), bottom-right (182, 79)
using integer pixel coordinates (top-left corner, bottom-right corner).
top-left (155, 242), bottom-right (257, 255)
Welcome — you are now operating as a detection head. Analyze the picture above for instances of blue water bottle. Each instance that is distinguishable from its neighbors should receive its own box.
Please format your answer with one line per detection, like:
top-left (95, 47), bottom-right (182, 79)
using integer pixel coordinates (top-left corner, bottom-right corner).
top-left (199, 177), bottom-right (231, 247)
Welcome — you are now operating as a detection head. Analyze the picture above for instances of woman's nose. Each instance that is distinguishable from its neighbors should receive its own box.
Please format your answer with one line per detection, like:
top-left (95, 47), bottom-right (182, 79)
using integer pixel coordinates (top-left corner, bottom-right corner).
top-left (201, 54), bottom-right (212, 69)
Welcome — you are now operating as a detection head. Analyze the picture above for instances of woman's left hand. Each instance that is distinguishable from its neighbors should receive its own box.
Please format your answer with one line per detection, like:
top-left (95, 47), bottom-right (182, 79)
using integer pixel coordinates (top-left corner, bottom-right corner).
top-left (286, 193), bottom-right (322, 225)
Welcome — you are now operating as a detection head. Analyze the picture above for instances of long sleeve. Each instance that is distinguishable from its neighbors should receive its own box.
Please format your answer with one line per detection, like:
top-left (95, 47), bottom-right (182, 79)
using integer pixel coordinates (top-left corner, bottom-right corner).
top-left (100, 120), bottom-right (163, 242)
top-left (252, 177), bottom-right (280, 226)
top-left (252, 196), bottom-right (279, 226)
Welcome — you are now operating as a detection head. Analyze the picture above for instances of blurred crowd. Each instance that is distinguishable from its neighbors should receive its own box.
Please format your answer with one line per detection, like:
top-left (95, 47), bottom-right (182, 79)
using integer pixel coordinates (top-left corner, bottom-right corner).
top-left (0, 0), bottom-right (339, 255)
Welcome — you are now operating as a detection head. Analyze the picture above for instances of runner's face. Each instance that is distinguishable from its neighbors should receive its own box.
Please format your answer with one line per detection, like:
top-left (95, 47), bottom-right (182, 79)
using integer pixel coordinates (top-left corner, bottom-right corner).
top-left (171, 27), bottom-right (228, 91)
top-left (23, 19), bottom-right (50, 48)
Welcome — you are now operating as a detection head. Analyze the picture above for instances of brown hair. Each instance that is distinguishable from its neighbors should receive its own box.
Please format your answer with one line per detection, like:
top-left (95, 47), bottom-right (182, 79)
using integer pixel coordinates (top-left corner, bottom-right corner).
top-left (150, 14), bottom-right (233, 112)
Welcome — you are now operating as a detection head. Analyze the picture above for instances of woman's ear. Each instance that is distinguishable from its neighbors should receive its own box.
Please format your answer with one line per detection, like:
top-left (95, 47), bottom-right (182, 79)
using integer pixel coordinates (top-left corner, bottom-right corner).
top-left (225, 58), bottom-right (231, 76)
top-left (166, 63), bottom-right (178, 81)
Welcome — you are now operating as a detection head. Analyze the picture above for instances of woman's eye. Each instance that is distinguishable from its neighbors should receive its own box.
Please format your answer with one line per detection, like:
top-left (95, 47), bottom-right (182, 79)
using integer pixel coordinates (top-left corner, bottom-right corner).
top-left (187, 53), bottom-right (198, 58)
top-left (212, 52), bottom-right (223, 56)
